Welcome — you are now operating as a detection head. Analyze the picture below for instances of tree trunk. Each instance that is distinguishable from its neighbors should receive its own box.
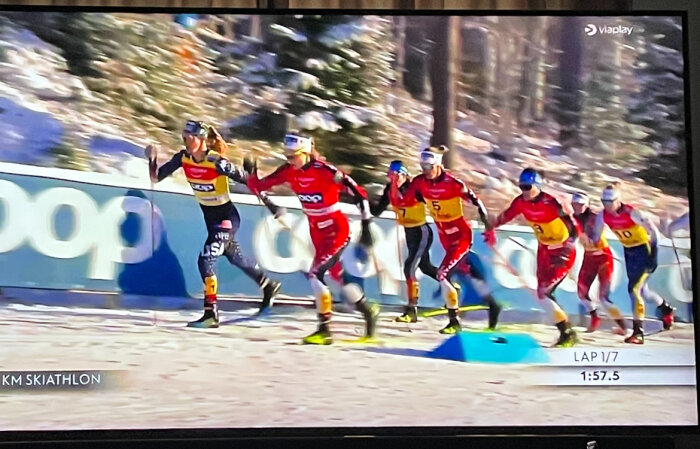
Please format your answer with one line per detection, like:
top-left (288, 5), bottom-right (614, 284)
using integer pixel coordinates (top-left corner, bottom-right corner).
top-left (518, 16), bottom-right (546, 127)
top-left (428, 16), bottom-right (459, 169)
top-left (498, 31), bottom-right (518, 156)
top-left (395, 16), bottom-right (406, 83)
top-left (542, 18), bottom-right (561, 124)
top-left (403, 17), bottom-right (428, 100)
top-left (530, 16), bottom-right (547, 121)
top-left (493, 20), bottom-right (503, 117)
top-left (517, 19), bottom-right (535, 128)
top-left (484, 30), bottom-right (497, 116)
top-left (460, 22), bottom-right (489, 115)
top-left (249, 14), bottom-right (261, 39)
top-left (557, 16), bottom-right (584, 152)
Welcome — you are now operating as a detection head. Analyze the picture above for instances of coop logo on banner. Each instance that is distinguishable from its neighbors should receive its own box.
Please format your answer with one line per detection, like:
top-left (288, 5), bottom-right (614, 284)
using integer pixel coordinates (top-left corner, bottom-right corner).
top-left (251, 214), bottom-right (692, 305)
top-left (0, 177), bottom-right (692, 311)
top-left (0, 180), bottom-right (161, 280)
top-left (251, 213), bottom-right (403, 296)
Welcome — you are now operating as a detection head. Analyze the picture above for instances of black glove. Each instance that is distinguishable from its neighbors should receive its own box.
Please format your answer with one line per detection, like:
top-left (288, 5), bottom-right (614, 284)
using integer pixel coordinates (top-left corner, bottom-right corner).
top-left (144, 144), bottom-right (158, 161)
top-left (648, 244), bottom-right (659, 273)
top-left (243, 156), bottom-right (258, 175)
top-left (216, 158), bottom-right (233, 174)
top-left (260, 192), bottom-right (285, 218)
top-left (274, 207), bottom-right (287, 220)
top-left (359, 219), bottom-right (374, 248)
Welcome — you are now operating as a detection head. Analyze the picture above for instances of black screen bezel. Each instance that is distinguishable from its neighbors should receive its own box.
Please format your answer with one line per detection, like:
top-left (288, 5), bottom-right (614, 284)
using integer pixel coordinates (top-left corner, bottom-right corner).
top-left (0, 4), bottom-right (696, 443)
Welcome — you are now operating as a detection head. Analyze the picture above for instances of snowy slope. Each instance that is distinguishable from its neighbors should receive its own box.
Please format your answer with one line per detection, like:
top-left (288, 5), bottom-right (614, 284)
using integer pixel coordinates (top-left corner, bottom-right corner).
top-left (0, 97), bottom-right (63, 165)
top-left (0, 23), bottom-right (151, 179)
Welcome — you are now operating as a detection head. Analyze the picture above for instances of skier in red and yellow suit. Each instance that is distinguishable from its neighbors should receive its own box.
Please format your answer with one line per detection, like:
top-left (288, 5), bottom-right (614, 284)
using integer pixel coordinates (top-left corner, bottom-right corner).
top-left (489, 168), bottom-right (578, 347)
top-left (370, 160), bottom-right (439, 323)
top-left (598, 184), bottom-right (675, 344)
top-left (391, 146), bottom-right (500, 334)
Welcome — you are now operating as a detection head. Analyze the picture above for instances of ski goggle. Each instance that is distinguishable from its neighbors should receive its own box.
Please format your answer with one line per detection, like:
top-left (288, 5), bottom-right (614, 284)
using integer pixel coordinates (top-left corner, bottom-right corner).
top-left (519, 184), bottom-right (533, 191)
top-left (572, 192), bottom-right (589, 205)
top-left (600, 188), bottom-right (620, 202)
top-left (388, 160), bottom-right (408, 176)
top-left (182, 120), bottom-right (209, 138)
top-left (419, 151), bottom-right (442, 170)
top-left (284, 134), bottom-right (312, 154)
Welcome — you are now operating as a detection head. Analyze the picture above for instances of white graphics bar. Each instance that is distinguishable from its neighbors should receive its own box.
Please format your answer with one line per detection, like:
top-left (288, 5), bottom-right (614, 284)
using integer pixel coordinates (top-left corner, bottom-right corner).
top-left (545, 348), bottom-right (696, 367)
top-left (532, 366), bottom-right (697, 386)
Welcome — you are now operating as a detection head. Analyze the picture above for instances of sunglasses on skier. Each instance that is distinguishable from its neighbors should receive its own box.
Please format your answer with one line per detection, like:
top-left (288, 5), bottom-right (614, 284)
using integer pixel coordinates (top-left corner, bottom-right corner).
top-left (182, 120), bottom-right (209, 138)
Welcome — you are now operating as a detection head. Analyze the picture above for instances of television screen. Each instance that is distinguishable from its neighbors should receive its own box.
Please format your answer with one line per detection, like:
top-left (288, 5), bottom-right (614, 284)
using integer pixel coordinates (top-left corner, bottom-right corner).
top-left (0, 9), bottom-right (696, 434)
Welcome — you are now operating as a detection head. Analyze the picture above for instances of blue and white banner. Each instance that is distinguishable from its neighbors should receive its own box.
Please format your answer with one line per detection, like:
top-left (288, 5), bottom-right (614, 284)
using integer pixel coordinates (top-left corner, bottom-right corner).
top-left (0, 162), bottom-right (693, 322)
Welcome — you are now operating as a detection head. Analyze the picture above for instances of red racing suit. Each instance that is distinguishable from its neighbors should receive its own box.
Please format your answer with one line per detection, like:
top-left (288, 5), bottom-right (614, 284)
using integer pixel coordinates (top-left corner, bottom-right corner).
top-left (394, 169), bottom-right (489, 282)
top-left (247, 158), bottom-right (370, 283)
top-left (575, 209), bottom-right (613, 304)
top-left (493, 192), bottom-right (579, 299)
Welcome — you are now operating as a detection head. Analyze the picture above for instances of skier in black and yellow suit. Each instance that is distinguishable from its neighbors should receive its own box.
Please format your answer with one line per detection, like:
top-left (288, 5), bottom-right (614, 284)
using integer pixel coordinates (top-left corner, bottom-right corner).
top-left (370, 160), bottom-right (439, 323)
top-left (146, 120), bottom-right (281, 328)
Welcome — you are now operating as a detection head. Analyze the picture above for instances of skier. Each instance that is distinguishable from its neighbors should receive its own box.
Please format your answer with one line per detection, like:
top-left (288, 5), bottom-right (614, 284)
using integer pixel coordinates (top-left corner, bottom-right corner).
top-left (145, 120), bottom-right (281, 328)
top-left (391, 146), bottom-right (501, 334)
top-left (598, 184), bottom-right (675, 344)
top-left (245, 132), bottom-right (379, 345)
top-left (488, 168), bottom-right (578, 347)
top-left (571, 191), bottom-right (626, 335)
top-left (370, 160), bottom-right (439, 323)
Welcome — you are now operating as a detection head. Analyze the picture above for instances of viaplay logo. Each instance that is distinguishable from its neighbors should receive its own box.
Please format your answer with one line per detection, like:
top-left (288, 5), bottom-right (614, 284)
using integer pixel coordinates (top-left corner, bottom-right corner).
top-left (584, 23), bottom-right (634, 36)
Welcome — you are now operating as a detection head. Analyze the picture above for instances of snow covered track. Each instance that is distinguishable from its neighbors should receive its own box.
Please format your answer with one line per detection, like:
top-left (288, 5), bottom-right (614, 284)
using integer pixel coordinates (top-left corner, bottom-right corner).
top-left (0, 301), bottom-right (695, 430)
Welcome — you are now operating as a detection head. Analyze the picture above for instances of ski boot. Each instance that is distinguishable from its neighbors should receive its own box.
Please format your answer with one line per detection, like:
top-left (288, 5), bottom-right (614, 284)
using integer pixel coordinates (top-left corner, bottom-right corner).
top-left (439, 309), bottom-right (461, 335)
top-left (624, 320), bottom-right (645, 344)
top-left (395, 305), bottom-right (418, 324)
top-left (487, 298), bottom-right (502, 330)
top-left (659, 303), bottom-right (676, 330)
top-left (187, 302), bottom-right (219, 329)
top-left (553, 322), bottom-right (578, 348)
top-left (587, 312), bottom-right (601, 333)
top-left (303, 316), bottom-right (332, 345)
top-left (259, 279), bottom-right (281, 314)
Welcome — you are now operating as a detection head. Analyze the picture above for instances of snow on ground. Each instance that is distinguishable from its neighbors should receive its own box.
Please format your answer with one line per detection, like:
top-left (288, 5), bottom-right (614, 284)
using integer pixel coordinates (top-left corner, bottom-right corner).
top-left (0, 301), bottom-right (695, 430)
top-left (0, 97), bottom-right (63, 165)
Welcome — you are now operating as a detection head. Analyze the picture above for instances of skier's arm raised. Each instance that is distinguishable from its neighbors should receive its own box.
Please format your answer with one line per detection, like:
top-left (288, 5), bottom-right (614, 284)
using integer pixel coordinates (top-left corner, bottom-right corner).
top-left (145, 145), bottom-right (184, 183)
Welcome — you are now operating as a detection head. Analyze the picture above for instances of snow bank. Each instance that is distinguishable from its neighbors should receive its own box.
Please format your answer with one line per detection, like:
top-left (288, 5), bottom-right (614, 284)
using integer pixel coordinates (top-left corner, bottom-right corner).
top-left (0, 97), bottom-right (63, 165)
